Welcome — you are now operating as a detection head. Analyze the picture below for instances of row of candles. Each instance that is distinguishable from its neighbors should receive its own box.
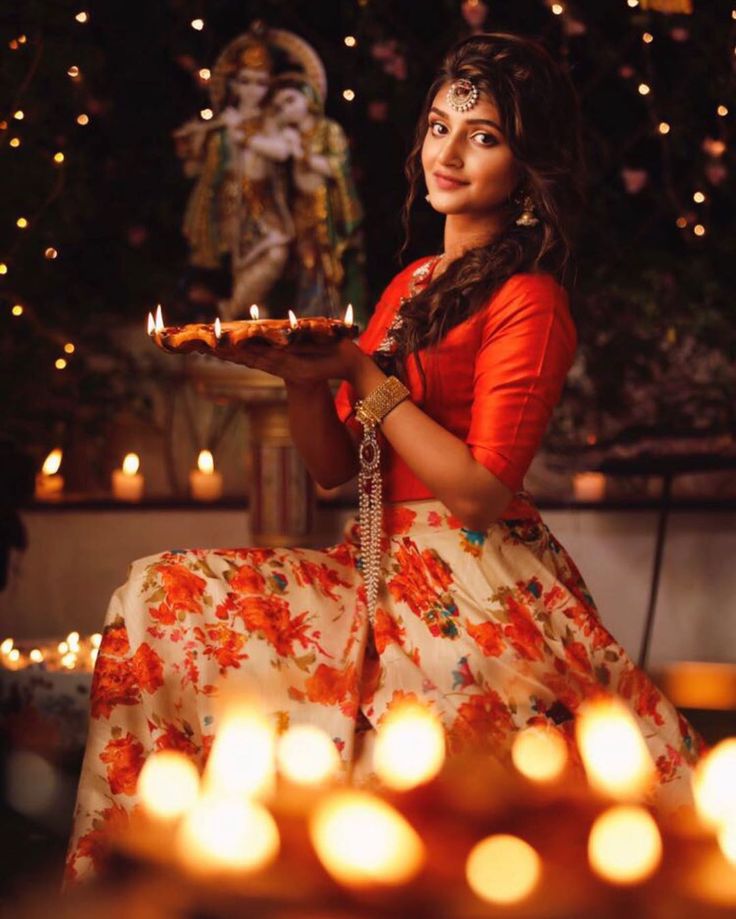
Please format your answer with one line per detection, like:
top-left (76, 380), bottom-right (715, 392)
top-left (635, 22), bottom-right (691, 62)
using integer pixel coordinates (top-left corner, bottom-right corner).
top-left (35, 447), bottom-right (224, 503)
top-left (0, 631), bottom-right (101, 672)
top-left (110, 693), bottom-right (736, 913)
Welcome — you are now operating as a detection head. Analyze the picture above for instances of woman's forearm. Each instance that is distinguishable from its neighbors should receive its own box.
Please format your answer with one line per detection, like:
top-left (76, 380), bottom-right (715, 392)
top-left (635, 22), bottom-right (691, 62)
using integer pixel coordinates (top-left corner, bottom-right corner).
top-left (285, 381), bottom-right (359, 488)
top-left (350, 359), bottom-right (512, 530)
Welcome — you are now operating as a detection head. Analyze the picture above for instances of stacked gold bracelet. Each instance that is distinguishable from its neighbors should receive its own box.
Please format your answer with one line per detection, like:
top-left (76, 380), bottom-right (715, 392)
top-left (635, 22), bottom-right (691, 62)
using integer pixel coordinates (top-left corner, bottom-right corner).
top-left (354, 375), bottom-right (410, 620)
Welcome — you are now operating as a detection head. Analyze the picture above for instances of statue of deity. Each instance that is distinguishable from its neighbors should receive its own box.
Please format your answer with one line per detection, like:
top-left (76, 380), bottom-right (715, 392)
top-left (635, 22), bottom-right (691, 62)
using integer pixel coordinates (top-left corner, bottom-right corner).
top-left (173, 25), bottom-right (364, 321)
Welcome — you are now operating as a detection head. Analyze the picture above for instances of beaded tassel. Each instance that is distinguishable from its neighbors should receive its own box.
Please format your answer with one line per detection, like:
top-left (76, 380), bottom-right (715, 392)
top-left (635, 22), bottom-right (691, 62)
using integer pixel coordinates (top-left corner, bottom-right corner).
top-left (357, 421), bottom-right (382, 621)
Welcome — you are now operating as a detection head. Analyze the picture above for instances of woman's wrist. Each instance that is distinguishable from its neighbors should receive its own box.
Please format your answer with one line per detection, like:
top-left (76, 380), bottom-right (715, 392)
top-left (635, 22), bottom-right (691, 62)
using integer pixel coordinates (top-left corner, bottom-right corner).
top-left (348, 349), bottom-right (386, 398)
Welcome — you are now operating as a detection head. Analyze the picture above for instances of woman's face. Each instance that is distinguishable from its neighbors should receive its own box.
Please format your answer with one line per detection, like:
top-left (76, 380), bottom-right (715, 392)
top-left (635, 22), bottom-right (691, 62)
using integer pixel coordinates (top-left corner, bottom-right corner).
top-left (421, 82), bottom-right (520, 218)
top-left (230, 67), bottom-right (270, 109)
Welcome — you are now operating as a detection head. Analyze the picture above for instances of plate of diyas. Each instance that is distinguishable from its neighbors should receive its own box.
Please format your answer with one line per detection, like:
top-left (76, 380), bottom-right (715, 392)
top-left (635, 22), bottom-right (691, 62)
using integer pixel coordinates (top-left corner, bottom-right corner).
top-left (147, 304), bottom-right (359, 356)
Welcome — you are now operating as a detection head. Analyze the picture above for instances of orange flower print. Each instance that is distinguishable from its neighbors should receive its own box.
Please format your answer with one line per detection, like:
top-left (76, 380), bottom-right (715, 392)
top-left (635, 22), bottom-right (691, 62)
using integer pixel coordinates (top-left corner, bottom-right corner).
top-left (466, 618), bottom-right (505, 657)
top-left (383, 505), bottom-right (417, 535)
top-left (194, 623), bottom-right (249, 673)
top-left (156, 562), bottom-right (207, 614)
top-left (65, 802), bottom-right (132, 881)
top-left (564, 639), bottom-right (591, 674)
top-left (449, 690), bottom-right (515, 753)
top-left (236, 594), bottom-right (317, 657)
top-left (99, 732), bottom-right (145, 795)
top-left (421, 548), bottom-right (453, 592)
top-left (154, 720), bottom-right (199, 756)
top-left (503, 595), bottom-right (546, 662)
top-left (373, 607), bottom-right (406, 654)
top-left (149, 602), bottom-right (177, 626)
top-left (324, 542), bottom-right (355, 568)
top-left (656, 743), bottom-right (684, 783)
top-left (617, 667), bottom-right (665, 727)
top-left (291, 559), bottom-right (351, 600)
top-left (130, 643), bottom-right (164, 695)
top-left (90, 655), bottom-right (140, 720)
top-left (305, 662), bottom-right (357, 711)
top-left (99, 618), bottom-right (131, 658)
top-left (228, 564), bottom-right (266, 594)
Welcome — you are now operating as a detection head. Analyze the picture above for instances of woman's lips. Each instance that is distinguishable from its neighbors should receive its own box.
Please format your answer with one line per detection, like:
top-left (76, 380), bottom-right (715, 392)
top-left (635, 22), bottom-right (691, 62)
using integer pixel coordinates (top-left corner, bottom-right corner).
top-left (433, 172), bottom-right (469, 190)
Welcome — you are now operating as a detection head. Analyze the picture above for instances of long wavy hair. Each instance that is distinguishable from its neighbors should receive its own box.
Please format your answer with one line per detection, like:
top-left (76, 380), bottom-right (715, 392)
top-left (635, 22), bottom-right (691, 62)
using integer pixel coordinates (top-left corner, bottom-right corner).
top-left (390, 32), bottom-right (585, 385)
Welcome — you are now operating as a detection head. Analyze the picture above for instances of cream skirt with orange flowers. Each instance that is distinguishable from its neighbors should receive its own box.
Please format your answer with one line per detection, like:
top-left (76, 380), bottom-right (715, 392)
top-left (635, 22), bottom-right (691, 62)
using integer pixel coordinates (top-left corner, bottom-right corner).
top-left (65, 495), bottom-right (703, 883)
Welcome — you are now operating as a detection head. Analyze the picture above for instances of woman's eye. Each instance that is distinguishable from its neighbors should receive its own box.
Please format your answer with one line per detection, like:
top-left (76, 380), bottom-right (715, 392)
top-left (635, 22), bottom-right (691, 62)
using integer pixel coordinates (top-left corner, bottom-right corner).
top-left (473, 132), bottom-right (498, 147)
top-left (429, 121), bottom-right (448, 136)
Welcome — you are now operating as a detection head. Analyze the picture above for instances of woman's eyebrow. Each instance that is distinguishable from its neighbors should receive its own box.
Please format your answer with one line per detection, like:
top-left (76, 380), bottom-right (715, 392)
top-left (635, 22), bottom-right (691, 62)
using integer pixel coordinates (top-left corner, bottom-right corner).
top-left (429, 106), bottom-right (503, 133)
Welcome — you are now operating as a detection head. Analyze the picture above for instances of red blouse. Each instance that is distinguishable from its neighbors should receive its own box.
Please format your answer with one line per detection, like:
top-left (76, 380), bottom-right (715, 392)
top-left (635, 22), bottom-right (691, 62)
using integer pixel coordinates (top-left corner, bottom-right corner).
top-left (334, 258), bottom-right (577, 503)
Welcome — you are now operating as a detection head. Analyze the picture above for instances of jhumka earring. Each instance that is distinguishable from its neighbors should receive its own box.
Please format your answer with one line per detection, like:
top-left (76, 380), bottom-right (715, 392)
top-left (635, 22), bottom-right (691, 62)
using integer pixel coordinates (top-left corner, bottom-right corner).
top-left (515, 193), bottom-right (539, 227)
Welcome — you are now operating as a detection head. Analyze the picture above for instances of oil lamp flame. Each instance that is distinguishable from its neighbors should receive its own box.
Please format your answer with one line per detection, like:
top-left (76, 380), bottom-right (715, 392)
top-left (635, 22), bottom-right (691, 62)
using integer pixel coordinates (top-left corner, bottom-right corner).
top-left (42, 448), bottom-right (63, 476)
top-left (122, 453), bottom-right (140, 476)
top-left (147, 312), bottom-right (155, 336)
top-left (214, 317), bottom-right (222, 339)
top-left (344, 303), bottom-right (354, 326)
top-left (288, 310), bottom-right (298, 329)
top-left (197, 449), bottom-right (214, 475)
top-left (154, 304), bottom-right (164, 331)
top-left (249, 304), bottom-right (259, 320)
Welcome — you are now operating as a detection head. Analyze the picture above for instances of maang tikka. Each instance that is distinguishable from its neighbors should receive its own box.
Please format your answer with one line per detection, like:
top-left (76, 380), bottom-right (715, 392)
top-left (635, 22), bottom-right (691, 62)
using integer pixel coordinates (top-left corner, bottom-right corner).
top-left (446, 78), bottom-right (479, 112)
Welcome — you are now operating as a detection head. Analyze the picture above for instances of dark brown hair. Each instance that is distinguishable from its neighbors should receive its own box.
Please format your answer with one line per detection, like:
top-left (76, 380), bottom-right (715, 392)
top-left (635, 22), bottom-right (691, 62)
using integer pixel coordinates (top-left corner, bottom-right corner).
top-left (391, 32), bottom-right (585, 382)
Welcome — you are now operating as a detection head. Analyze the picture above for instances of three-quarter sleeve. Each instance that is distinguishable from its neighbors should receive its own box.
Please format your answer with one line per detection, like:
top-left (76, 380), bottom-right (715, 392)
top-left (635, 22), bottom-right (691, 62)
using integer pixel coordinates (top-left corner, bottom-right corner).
top-left (466, 274), bottom-right (577, 493)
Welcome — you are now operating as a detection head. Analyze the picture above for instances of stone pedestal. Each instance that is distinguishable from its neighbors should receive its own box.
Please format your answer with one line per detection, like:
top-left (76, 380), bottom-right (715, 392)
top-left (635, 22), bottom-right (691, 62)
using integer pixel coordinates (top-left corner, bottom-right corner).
top-left (187, 356), bottom-right (313, 547)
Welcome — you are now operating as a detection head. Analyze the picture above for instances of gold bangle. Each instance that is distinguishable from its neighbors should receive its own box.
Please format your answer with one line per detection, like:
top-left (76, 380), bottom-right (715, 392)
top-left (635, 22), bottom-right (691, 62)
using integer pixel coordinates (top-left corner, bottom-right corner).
top-left (354, 375), bottom-right (410, 428)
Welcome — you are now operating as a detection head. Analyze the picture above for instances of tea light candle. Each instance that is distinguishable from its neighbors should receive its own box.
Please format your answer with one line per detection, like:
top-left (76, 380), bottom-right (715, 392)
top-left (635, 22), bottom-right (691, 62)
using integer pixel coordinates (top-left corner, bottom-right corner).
top-left (35, 448), bottom-right (64, 501)
top-left (189, 450), bottom-right (223, 502)
top-left (112, 452), bottom-right (144, 502)
top-left (573, 471), bottom-right (606, 502)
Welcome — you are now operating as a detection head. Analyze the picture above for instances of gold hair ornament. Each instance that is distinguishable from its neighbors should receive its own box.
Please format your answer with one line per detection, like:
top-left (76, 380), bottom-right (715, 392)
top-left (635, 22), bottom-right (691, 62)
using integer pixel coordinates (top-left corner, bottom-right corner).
top-left (446, 78), bottom-right (480, 113)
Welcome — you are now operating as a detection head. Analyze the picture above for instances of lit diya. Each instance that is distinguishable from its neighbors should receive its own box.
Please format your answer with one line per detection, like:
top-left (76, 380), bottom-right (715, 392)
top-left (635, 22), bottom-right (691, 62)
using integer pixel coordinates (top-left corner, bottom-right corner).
top-left (147, 304), bottom-right (359, 355)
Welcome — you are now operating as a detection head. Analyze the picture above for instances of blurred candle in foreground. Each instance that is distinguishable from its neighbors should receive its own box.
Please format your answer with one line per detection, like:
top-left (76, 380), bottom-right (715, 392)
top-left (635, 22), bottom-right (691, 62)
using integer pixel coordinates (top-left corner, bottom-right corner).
top-left (35, 448), bottom-right (64, 501)
top-left (576, 697), bottom-right (655, 800)
top-left (343, 303), bottom-right (353, 326)
top-left (189, 450), bottom-right (223, 502)
top-left (112, 453), bottom-right (144, 502)
top-left (177, 793), bottom-right (279, 875)
top-left (310, 790), bottom-right (424, 887)
top-left (373, 701), bottom-right (445, 791)
top-left (511, 725), bottom-right (568, 783)
top-left (720, 823), bottom-right (736, 866)
top-left (466, 834), bottom-right (541, 905)
top-left (204, 705), bottom-right (275, 799)
top-left (276, 724), bottom-right (341, 786)
top-left (693, 739), bottom-right (736, 830)
top-left (588, 805), bottom-right (662, 885)
top-left (138, 750), bottom-right (200, 821)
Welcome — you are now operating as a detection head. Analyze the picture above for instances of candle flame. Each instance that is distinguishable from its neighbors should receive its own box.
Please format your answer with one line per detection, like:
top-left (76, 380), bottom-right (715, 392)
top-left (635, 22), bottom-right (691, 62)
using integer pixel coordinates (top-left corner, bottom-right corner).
top-left (373, 701), bottom-right (445, 791)
top-left (122, 453), bottom-right (140, 476)
top-left (575, 697), bottom-right (655, 800)
top-left (30, 649), bottom-right (43, 663)
top-left (344, 303), bottom-right (354, 326)
top-left (154, 304), bottom-right (164, 331)
top-left (719, 823), bottom-right (736, 865)
top-left (0, 638), bottom-right (14, 656)
top-left (147, 312), bottom-right (155, 335)
top-left (197, 449), bottom-right (214, 475)
top-left (288, 310), bottom-right (298, 329)
top-left (61, 652), bottom-right (77, 669)
top-left (693, 739), bottom-right (736, 830)
top-left (214, 317), bottom-right (222, 339)
top-left (466, 835), bottom-right (541, 905)
top-left (8, 649), bottom-right (20, 663)
top-left (588, 805), bottom-right (662, 885)
top-left (310, 790), bottom-right (424, 887)
top-left (276, 724), bottom-right (341, 786)
top-left (57, 641), bottom-right (69, 654)
top-left (42, 448), bottom-right (62, 476)
top-left (138, 750), bottom-right (200, 821)
top-left (177, 793), bottom-right (280, 875)
top-left (249, 304), bottom-right (259, 320)
top-left (511, 725), bottom-right (568, 784)
top-left (91, 632), bottom-right (102, 648)
top-left (204, 705), bottom-right (276, 799)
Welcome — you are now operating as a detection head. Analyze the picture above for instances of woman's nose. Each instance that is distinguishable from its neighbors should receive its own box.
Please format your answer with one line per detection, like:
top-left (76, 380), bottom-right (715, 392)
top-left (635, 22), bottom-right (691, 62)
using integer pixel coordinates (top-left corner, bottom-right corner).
top-left (437, 134), bottom-right (463, 168)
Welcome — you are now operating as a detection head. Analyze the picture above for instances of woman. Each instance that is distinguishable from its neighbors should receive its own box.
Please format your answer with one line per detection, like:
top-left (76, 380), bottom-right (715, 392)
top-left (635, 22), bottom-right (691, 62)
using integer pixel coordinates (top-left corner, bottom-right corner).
top-left (66, 33), bottom-right (702, 882)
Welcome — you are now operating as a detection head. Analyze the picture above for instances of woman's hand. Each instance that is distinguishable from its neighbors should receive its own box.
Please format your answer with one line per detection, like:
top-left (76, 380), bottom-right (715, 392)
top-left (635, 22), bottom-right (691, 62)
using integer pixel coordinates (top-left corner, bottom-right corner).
top-left (212, 338), bottom-right (369, 386)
